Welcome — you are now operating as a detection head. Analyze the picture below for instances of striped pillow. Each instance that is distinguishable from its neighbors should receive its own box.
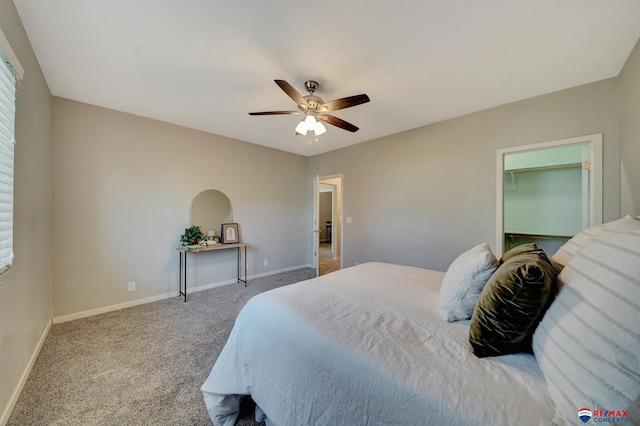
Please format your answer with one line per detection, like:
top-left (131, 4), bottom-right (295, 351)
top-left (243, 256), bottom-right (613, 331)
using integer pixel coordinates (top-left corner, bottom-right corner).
top-left (550, 216), bottom-right (634, 270)
top-left (532, 216), bottom-right (640, 425)
top-left (550, 225), bottom-right (604, 270)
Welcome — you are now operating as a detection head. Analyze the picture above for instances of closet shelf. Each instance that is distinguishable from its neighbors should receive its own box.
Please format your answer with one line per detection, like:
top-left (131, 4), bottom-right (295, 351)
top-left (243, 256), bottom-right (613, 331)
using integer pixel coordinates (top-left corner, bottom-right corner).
top-left (504, 163), bottom-right (582, 175)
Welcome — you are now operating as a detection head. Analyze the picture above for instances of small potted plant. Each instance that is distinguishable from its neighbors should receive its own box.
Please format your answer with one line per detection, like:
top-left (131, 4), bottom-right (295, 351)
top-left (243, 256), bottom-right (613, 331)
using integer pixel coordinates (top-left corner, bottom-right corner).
top-left (180, 225), bottom-right (206, 249)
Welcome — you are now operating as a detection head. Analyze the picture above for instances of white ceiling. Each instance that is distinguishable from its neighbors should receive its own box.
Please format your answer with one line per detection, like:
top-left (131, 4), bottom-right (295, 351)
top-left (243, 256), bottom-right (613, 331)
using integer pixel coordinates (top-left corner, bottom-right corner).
top-left (14, 1), bottom-right (640, 157)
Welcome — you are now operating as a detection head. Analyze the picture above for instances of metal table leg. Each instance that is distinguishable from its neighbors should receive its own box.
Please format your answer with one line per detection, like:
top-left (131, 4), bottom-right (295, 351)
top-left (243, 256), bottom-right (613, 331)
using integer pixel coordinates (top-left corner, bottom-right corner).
top-left (179, 251), bottom-right (187, 302)
top-left (237, 246), bottom-right (247, 287)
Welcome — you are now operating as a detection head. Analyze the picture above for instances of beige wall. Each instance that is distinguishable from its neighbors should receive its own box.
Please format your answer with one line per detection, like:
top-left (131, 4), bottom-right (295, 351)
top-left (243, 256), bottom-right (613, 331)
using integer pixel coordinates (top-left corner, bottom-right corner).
top-left (620, 39), bottom-right (640, 216)
top-left (52, 98), bottom-right (308, 318)
top-left (309, 78), bottom-right (621, 272)
top-left (0, 0), bottom-right (53, 423)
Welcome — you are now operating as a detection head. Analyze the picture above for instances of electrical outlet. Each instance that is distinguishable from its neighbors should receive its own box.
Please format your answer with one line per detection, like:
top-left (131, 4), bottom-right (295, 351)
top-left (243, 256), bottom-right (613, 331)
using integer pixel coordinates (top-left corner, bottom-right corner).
top-left (263, 260), bottom-right (268, 267)
top-left (128, 281), bottom-right (136, 292)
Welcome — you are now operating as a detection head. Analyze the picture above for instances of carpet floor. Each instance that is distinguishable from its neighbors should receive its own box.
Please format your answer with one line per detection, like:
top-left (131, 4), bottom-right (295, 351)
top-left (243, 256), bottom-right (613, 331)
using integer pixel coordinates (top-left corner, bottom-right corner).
top-left (8, 268), bottom-right (316, 426)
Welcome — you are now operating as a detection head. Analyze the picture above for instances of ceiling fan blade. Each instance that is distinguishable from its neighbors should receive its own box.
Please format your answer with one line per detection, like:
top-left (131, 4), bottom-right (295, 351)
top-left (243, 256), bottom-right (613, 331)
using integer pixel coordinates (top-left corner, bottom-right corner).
top-left (319, 114), bottom-right (360, 132)
top-left (249, 111), bottom-right (299, 116)
top-left (319, 94), bottom-right (370, 112)
top-left (274, 80), bottom-right (308, 107)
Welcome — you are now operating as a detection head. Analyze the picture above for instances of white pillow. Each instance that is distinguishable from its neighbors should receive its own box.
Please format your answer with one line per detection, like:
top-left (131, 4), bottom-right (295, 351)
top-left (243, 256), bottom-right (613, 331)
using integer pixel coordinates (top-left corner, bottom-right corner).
top-left (439, 243), bottom-right (498, 322)
top-left (533, 216), bottom-right (640, 425)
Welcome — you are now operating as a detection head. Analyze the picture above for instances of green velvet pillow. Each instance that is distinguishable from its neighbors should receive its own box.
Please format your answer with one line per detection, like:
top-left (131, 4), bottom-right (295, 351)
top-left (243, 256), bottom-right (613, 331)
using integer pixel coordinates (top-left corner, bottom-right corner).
top-left (499, 242), bottom-right (542, 264)
top-left (469, 250), bottom-right (556, 358)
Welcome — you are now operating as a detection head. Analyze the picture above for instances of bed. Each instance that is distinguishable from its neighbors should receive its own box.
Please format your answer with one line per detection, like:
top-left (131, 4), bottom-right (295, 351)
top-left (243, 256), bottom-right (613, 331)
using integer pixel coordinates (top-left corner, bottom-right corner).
top-left (201, 262), bottom-right (554, 425)
top-left (202, 216), bottom-right (640, 425)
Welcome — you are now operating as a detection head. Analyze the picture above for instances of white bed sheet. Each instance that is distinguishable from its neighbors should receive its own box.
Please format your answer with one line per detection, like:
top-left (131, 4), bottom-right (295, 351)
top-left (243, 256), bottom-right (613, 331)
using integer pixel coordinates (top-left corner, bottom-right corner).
top-left (201, 262), bottom-right (554, 426)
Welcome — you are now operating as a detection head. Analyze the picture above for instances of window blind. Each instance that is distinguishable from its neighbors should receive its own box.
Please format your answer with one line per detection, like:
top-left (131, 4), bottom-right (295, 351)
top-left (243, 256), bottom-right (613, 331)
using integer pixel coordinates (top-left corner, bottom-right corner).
top-left (0, 50), bottom-right (16, 275)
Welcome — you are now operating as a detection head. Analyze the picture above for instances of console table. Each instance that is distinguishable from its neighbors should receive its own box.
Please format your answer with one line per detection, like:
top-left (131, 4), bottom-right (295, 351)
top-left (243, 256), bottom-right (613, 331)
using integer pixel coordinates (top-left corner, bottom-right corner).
top-left (178, 242), bottom-right (247, 301)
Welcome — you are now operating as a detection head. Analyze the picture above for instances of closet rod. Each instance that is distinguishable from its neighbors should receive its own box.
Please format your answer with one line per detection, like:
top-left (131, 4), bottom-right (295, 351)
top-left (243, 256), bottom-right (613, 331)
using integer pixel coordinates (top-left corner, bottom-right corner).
top-left (505, 233), bottom-right (571, 241)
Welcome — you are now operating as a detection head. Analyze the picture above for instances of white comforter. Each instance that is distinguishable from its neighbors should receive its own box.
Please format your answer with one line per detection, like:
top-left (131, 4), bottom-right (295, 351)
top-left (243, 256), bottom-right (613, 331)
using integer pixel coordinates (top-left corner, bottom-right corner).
top-left (201, 262), bottom-right (554, 425)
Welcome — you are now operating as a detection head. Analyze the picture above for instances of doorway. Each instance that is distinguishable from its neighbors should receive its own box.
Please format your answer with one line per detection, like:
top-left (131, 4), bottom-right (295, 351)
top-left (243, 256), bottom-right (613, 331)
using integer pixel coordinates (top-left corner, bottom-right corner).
top-left (496, 134), bottom-right (602, 256)
top-left (315, 175), bottom-right (343, 276)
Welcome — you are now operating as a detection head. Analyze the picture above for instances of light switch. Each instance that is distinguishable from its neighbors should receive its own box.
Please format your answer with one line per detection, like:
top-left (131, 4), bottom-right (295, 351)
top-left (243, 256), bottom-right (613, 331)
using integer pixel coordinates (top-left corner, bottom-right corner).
top-left (346, 217), bottom-right (353, 224)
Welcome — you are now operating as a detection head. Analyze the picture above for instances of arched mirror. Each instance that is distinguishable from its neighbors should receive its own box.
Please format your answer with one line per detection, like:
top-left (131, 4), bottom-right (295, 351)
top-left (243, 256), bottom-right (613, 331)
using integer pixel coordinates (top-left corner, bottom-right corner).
top-left (191, 189), bottom-right (232, 239)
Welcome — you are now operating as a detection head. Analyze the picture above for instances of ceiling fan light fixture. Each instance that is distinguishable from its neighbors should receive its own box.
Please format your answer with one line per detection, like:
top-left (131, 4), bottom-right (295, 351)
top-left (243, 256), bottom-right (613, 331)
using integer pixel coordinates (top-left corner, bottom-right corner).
top-left (314, 121), bottom-right (327, 136)
top-left (304, 114), bottom-right (317, 127)
top-left (295, 120), bottom-right (308, 135)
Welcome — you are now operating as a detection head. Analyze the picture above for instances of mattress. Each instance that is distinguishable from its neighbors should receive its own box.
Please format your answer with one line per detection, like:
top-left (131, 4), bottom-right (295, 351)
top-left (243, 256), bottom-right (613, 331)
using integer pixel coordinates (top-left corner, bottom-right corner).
top-left (201, 262), bottom-right (554, 425)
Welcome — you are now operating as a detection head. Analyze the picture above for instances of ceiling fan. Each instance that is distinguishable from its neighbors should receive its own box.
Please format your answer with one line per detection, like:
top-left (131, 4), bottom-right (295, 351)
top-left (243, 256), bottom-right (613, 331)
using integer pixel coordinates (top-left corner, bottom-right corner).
top-left (249, 80), bottom-right (370, 138)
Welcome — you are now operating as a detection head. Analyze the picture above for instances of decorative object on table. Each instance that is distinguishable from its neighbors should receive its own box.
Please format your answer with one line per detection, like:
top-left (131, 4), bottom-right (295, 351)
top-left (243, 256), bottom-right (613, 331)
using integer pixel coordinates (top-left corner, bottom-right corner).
top-left (205, 230), bottom-right (219, 245)
top-left (221, 223), bottom-right (239, 244)
top-left (179, 225), bottom-right (206, 248)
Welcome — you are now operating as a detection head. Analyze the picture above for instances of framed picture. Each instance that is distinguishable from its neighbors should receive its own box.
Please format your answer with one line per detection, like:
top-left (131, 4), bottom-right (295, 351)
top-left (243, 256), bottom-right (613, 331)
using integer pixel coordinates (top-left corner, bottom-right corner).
top-left (221, 223), bottom-right (239, 244)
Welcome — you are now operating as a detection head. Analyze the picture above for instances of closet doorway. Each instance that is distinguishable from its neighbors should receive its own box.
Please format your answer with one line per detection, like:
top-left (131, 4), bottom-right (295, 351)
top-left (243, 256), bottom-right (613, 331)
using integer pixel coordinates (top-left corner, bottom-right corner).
top-left (314, 175), bottom-right (343, 276)
top-left (496, 134), bottom-right (602, 257)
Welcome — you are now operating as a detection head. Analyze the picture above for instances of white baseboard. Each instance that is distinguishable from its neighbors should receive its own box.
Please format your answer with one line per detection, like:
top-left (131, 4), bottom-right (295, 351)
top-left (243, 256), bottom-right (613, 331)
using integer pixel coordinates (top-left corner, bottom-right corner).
top-left (1, 320), bottom-right (51, 426)
top-left (247, 264), bottom-right (314, 280)
top-left (53, 290), bottom-right (182, 324)
top-left (53, 264), bottom-right (313, 324)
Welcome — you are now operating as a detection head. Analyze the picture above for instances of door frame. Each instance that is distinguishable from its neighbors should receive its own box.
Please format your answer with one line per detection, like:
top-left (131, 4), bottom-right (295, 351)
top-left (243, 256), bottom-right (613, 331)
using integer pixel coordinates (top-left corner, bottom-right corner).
top-left (313, 174), bottom-right (344, 274)
top-left (495, 133), bottom-right (603, 255)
